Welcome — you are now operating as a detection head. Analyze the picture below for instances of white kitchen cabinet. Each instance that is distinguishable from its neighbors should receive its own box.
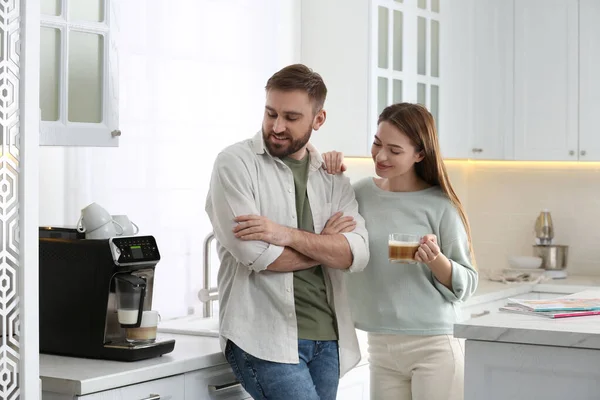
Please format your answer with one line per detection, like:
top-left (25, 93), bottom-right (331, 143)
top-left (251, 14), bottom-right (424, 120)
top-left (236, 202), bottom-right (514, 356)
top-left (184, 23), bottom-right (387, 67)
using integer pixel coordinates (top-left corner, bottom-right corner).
top-left (45, 365), bottom-right (250, 400)
top-left (578, 0), bottom-right (600, 161)
top-left (446, 0), bottom-right (600, 162)
top-left (40, 0), bottom-right (120, 146)
top-left (184, 363), bottom-right (250, 400)
top-left (513, 0), bottom-right (579, 161)
top-left (77, 375), bottom-right (184, 400)
top-left (465, 340), bottom-right (600, 400)
top-left (440, 0), bottom-right (516, 161)
top-left (469, 0), bottom-right (514, 160)
top-left (337, 363), bottom-right (370, 400)
top-left (438, 0), bottom-right (472, 159)
top-left (301, 0), bottom-right (370, 157)
top-left (302, 0), bottom-right (462, 159)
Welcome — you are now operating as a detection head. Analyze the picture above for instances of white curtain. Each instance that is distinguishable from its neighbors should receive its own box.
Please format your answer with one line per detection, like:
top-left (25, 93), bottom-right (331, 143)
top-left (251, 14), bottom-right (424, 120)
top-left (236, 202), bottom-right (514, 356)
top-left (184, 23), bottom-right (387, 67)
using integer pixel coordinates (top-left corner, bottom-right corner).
top-left (39, 0), bottom-right (300, 319)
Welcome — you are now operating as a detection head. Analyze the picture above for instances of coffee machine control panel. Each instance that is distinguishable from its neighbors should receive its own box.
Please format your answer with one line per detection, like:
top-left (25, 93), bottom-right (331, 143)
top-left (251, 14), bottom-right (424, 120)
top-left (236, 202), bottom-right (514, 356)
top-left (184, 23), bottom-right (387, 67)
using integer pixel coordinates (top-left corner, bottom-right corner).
top-left (109, 236), bottom-right (160, 266)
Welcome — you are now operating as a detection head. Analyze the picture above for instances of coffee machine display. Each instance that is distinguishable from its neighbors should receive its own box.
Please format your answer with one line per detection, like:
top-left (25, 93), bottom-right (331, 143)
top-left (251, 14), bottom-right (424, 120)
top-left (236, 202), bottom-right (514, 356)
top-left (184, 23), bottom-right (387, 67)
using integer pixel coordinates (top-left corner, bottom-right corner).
top-left (39, 230), bottom-right (175, 361)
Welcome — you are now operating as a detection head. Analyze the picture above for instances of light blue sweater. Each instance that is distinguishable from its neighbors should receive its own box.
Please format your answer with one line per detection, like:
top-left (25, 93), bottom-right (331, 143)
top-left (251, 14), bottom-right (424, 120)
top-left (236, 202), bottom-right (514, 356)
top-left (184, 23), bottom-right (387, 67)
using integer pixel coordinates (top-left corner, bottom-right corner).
top-left (348, 178), bottom-right (478, 335)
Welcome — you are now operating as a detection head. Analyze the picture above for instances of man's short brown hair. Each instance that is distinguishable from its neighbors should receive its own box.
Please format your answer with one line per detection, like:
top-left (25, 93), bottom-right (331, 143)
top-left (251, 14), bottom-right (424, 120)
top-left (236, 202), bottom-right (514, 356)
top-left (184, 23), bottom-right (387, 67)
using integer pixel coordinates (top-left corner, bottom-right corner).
top-left (265, 64), bottom-right (327, 113)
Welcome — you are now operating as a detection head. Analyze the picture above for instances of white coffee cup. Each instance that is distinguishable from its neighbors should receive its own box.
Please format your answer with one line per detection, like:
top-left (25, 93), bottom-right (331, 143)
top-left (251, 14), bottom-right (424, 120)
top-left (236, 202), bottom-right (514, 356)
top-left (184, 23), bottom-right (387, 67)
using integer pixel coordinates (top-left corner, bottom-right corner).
top-left (77, 202), bottom-right (113, 233)
top-left (85, 220), bottom-right (124, 239)
top-left (112, 215), bottom-right (139, 236)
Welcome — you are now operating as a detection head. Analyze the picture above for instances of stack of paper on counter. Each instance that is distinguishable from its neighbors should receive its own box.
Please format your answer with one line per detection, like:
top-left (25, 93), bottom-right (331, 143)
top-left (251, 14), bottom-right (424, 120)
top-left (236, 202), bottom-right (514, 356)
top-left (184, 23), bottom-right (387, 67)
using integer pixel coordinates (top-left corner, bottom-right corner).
top-left (499, 290), bottom-right (600, 319)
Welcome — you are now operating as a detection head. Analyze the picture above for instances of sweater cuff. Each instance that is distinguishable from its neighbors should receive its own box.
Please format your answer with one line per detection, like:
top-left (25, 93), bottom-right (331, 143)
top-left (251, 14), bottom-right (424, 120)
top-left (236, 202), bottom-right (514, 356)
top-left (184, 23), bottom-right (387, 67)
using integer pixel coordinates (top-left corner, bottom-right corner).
top-left (433, 260), bottom-right (468, 302)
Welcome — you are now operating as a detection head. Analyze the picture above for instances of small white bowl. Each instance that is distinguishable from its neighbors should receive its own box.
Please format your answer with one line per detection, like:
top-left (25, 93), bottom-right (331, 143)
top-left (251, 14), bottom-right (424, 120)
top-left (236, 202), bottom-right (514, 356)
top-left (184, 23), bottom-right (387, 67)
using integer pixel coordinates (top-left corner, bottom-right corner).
top-left (508, 256), bottom-right (543, 269)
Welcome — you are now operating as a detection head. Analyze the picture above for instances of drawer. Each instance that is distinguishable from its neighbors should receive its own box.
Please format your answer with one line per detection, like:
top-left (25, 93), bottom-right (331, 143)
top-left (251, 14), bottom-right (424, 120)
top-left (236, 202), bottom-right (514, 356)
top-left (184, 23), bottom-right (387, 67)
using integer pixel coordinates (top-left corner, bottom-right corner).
top-left (184, 363), bottom-right (250, 400)
top-left (78, 375), bottom-right (184, 400)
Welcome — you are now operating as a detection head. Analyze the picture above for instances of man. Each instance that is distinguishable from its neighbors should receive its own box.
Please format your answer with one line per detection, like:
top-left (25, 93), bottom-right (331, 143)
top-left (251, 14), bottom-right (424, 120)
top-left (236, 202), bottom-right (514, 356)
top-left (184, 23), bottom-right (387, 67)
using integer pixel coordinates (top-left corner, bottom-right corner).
top-left (205, 64), bottom-right (369, 400)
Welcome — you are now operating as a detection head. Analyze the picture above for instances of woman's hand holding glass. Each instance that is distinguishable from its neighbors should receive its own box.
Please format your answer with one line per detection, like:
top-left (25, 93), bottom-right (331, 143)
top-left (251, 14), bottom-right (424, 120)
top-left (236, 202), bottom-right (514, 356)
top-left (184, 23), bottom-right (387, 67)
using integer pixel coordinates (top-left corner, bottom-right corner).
top-left (415, 234), bottom-right (441, 264)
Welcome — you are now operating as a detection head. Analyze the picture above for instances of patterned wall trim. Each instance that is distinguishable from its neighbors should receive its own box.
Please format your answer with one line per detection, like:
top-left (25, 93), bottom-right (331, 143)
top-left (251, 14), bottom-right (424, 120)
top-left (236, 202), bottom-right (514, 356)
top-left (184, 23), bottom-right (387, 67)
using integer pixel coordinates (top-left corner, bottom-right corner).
top-left (0, 0), bottom-right (20, 398)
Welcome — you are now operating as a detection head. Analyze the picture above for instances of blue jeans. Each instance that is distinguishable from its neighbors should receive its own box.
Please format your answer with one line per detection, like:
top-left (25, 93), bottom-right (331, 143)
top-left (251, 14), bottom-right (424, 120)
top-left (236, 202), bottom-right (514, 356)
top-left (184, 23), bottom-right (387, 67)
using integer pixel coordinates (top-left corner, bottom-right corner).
top-left (225, 339), bottom-right (340, 400)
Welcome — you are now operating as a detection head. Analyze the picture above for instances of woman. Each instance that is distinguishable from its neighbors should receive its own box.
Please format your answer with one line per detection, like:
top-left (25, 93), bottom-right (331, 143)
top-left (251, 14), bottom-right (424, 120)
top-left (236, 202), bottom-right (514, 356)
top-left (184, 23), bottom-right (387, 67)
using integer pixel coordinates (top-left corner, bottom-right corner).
top-left (323, 103), bottom-right (478, 400)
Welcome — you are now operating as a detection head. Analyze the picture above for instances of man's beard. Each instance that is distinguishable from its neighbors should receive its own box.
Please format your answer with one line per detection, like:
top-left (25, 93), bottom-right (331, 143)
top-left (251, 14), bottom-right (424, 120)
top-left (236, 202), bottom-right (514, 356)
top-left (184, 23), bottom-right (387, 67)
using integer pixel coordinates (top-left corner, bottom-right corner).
top-left (262, 126), bottom-right (312, 158)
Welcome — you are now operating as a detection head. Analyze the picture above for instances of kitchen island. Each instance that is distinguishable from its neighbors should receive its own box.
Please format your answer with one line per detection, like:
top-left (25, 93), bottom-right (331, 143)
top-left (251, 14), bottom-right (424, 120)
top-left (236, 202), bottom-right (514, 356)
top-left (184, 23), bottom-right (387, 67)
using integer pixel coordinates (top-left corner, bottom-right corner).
top-left (455, 289), bottom-right (600, 400)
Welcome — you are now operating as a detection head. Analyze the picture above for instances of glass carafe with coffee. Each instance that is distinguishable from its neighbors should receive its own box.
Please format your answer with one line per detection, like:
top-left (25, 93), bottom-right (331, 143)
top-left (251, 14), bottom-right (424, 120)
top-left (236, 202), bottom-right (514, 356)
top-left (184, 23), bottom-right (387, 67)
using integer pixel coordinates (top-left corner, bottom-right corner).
top-left (115, 274), bottom-right (159, 344)
top-left (389, 233), bottom-right (420, 264)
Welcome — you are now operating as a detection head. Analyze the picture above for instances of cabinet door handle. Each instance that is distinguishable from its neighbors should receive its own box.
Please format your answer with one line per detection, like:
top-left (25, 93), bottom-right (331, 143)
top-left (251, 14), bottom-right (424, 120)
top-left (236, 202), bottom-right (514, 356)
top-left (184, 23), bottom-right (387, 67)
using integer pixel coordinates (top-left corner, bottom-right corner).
top-left (569, 150), bottom-right (575, 156)
top-left (470, 310), bottom-right (490, 318)
top-left (139, 395), bottom-right (161, 400)
top-left (581, 150), bottom-right (587, 156)
top-left (209, 381), bottom-right (243, 393)
top-left (111, 129), bottom-right (122, 137)
top-left (472, 148), bottom-right (483, 153)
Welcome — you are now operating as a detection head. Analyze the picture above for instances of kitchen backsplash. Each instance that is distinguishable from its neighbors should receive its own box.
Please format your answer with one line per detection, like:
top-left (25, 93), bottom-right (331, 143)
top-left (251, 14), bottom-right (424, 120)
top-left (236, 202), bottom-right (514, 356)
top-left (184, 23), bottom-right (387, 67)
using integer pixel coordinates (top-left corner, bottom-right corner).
top-left (344, 158), bottom-right (600, 276)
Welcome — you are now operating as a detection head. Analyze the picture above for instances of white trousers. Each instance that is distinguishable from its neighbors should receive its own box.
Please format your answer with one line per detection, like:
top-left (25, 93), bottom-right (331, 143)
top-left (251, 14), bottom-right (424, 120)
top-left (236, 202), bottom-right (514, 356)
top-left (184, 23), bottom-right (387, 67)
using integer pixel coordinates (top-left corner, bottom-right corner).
top-left (367, 333), bottom-right (465, 400)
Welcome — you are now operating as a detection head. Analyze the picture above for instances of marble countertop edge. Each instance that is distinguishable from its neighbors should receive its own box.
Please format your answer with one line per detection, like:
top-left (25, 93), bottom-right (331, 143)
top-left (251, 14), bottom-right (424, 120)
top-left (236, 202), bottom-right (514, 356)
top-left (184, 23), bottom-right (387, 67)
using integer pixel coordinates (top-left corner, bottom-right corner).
top-left (462, 275), bottom-right (600, 307)
top-left (454, 324), bottom-right (600, 351)
top-left (43, 352), bottom-right (227, 395)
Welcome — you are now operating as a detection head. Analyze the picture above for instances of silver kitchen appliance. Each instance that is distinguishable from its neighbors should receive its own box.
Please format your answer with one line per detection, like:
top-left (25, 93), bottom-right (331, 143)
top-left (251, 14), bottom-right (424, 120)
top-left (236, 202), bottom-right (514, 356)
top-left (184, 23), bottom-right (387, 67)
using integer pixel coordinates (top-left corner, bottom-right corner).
top-left (533, 210), bottom-right (568, 278)
top-left (534, 209), bottom-right (554, 245)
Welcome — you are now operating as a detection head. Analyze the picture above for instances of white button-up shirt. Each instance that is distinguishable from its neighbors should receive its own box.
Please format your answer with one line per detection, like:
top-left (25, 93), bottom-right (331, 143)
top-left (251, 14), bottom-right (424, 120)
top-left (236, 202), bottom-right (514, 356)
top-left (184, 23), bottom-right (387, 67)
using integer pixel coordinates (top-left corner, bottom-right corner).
top-left (205, 131), bottom-right (370, 377)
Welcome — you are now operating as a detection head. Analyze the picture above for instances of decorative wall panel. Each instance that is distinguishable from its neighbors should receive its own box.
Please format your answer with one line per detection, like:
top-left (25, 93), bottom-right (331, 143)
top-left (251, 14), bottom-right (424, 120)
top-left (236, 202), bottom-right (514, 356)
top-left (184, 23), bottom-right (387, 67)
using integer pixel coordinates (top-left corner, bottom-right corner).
top-left (0, 0), bottom-right (20, 398)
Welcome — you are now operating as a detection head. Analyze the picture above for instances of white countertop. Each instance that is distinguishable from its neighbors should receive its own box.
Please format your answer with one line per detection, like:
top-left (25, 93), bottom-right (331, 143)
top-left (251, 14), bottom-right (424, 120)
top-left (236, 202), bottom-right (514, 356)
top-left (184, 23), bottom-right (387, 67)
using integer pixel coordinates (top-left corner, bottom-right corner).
top-left (455, 282), bottom-right (600, 350)
top-left (463, 275), bottom-right (600, 307)
top-left (40, 275), bottom-right (600, 396)
top-left (40, 333), bottom-right (225, 395)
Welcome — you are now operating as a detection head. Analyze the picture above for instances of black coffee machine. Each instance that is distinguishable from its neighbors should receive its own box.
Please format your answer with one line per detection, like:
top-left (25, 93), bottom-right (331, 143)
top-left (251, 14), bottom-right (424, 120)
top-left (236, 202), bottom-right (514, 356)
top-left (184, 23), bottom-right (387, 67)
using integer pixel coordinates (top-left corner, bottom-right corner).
top-left (39, 227), bottom-right (175, 361)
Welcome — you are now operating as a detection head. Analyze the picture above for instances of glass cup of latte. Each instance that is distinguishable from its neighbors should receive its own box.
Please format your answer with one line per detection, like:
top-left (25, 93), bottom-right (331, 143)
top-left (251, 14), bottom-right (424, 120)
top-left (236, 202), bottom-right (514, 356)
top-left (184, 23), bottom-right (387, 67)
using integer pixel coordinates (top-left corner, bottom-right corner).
top-left (126, 310), bottom-right (159, 344)
top-left (389, 233), bottom-right (421, 264)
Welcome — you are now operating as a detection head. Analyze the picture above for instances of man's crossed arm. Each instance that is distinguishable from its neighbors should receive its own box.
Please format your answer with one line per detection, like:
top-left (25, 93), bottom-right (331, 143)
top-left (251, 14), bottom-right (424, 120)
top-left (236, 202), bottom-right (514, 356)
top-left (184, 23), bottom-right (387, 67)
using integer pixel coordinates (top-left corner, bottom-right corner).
top-left (233, 212), bottom-right (355, 272)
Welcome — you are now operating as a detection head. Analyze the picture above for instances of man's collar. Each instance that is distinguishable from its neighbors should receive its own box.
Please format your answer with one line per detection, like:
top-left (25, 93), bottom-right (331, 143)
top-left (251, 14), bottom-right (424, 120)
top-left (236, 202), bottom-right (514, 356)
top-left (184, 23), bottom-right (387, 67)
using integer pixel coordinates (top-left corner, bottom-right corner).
top-left (251, 130), bottom-right (265, 154)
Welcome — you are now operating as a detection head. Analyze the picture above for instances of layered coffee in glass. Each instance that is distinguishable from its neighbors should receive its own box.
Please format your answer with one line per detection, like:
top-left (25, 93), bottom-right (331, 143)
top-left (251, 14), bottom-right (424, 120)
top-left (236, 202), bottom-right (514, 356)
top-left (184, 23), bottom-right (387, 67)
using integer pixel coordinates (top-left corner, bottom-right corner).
top-left (388, 233), bottom-right (420, 264)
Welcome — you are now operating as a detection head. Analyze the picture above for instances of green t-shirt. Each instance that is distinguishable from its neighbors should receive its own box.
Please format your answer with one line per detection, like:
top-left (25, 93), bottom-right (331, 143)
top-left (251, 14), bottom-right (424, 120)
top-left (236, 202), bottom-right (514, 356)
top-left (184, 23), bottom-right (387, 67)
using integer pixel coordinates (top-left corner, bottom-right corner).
top-left (282, 155), bottom-right (338, 341)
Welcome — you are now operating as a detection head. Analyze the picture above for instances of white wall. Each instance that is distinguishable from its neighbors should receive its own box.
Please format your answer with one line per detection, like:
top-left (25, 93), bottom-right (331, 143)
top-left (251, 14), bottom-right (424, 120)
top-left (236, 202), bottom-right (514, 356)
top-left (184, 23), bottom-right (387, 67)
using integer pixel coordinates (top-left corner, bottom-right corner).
top-left (39, 148), bottom-right (67, 226)
top-left (39, 0), bottom-right (301, 319)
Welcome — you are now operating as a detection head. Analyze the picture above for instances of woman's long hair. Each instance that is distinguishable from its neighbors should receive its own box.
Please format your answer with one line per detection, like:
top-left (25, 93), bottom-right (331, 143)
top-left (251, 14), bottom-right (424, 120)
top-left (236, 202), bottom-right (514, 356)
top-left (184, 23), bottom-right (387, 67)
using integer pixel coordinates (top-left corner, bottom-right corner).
top-left (378, 103), bottom-right (476, 268)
